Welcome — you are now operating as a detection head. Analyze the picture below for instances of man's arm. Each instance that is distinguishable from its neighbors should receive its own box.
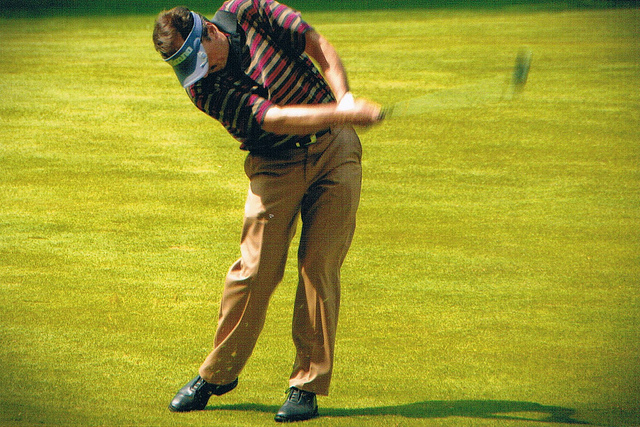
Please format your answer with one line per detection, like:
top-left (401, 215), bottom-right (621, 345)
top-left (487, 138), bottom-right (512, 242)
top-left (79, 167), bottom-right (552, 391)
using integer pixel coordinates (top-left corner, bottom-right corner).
top-left (304, 29), bottom-right (349, 102)
top-left (261, 29), bottom-right (381, 135)
top-left (261, 99), bottom-right (382, 135)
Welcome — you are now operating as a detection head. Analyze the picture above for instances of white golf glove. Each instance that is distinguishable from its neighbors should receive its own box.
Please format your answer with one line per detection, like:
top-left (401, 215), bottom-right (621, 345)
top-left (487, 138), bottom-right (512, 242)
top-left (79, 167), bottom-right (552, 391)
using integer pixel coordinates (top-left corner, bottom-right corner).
top-left (336, 92), bottom-right (355, 111)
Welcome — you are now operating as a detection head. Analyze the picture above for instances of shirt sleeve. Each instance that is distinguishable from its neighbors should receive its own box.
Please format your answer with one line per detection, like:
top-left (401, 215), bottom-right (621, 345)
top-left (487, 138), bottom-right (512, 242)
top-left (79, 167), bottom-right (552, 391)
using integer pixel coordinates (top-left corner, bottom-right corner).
top-left (188, 77), bottom-right (274, 144)
top-left (262, 0), bottom-right (311, 55)
top-left (228, 0), bottom-right (311, 57)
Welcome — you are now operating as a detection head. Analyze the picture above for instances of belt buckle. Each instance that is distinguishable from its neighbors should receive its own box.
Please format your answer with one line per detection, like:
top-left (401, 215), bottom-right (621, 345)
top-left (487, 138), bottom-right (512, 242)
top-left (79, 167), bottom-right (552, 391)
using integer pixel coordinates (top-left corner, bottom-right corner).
top-left (296, 129), bottom-right (329, 148)
top-left (295, 133), bottom-right (317, 148)
top-left (309, 128), bottom-right (330, 145)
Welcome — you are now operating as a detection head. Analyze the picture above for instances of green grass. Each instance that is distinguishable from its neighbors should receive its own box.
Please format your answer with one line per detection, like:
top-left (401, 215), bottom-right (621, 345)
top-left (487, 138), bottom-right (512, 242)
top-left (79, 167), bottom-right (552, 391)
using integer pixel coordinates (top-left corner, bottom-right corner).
top-left (1, 1), bottom-right (638, 17)
top-left (1, 6), bottom-right (639, 427)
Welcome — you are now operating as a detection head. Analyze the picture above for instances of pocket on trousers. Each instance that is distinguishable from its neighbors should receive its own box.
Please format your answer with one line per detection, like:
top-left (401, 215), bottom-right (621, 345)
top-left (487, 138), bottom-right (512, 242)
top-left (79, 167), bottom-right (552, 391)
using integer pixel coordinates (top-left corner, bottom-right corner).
top-left (244, 153), bottom-right (256, 179)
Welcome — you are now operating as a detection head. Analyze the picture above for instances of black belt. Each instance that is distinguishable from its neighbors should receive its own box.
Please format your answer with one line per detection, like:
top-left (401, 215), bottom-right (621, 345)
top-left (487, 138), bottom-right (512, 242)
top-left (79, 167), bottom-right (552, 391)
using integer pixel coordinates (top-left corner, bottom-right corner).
top-left (295, 128), bottom-right (331, 148)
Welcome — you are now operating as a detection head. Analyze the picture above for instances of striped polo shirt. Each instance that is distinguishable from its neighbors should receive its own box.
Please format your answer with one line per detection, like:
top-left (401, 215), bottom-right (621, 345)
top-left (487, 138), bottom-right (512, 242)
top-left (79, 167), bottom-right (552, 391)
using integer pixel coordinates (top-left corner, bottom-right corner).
top-left (187, 0), bottom-right (336, 151)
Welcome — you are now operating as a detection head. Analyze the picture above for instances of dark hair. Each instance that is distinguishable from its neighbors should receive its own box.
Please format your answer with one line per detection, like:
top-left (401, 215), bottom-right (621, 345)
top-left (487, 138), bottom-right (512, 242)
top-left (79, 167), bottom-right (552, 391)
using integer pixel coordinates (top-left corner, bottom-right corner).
top-left (153, 7), bottom-right (209, 59)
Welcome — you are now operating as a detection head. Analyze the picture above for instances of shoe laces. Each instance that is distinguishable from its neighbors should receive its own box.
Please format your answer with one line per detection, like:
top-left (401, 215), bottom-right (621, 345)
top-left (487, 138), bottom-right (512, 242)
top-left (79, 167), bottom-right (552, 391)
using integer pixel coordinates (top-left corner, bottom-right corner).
top-left (286, 387), bottom-right (311, 403)
top-left (193, 377), bottom-right (214, 396)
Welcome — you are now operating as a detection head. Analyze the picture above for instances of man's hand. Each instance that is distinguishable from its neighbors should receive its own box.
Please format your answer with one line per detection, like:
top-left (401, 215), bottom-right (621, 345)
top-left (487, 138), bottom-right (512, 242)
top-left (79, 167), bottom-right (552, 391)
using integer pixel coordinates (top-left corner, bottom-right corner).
top-left (346, 98), bottom-right (383, 127)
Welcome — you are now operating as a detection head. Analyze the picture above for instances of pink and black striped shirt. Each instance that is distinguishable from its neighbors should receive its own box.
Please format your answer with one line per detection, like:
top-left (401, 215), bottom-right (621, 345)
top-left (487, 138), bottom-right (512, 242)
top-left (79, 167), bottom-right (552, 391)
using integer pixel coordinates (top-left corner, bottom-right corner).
top-left (187, 0), bottom-right (335, 152)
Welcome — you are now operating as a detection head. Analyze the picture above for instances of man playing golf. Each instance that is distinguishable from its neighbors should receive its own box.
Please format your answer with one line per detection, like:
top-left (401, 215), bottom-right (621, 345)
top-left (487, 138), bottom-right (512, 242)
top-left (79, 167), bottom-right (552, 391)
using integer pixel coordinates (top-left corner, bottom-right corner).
top-left (153, 0), bottom-right (382, 422)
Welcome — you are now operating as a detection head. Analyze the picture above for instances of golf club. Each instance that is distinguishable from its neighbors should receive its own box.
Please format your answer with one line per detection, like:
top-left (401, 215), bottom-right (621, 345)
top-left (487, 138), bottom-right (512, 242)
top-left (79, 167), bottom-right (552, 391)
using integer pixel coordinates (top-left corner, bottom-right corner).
top-left (380, 47), bottom-right (532, 120)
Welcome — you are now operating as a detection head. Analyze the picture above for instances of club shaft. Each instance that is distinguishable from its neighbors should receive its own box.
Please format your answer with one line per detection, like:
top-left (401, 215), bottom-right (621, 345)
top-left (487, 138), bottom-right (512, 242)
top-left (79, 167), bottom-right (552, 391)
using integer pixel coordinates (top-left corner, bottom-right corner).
top-left (382, 48), bottom-right (531, 119)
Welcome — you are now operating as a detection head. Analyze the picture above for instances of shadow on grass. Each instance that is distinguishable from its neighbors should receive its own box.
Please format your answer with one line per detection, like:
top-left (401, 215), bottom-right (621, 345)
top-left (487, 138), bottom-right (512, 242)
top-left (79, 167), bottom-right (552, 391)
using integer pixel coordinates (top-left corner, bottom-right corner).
top-left (209, 399), bottom-right (590, 424)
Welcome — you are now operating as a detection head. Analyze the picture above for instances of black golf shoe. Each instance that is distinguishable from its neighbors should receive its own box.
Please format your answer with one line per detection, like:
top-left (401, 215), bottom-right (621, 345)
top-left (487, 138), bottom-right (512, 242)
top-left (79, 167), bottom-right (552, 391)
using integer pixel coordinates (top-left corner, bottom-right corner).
top-left (168, 375), bottom-right (238, 412)
top-left (274, 387), bottom-right (318, 422)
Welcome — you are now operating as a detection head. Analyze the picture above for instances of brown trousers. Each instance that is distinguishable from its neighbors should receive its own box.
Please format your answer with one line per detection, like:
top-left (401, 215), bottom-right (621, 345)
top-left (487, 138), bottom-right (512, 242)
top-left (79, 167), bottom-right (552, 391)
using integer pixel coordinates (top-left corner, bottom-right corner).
top-left (199, 126), bottom-right (362, 396)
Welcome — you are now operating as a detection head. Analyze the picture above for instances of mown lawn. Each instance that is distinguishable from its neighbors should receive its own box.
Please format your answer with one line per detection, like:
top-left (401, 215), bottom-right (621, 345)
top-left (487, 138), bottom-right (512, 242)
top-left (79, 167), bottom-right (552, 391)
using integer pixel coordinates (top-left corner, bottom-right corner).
top-left (0, 6), bottom-right (638, 427)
